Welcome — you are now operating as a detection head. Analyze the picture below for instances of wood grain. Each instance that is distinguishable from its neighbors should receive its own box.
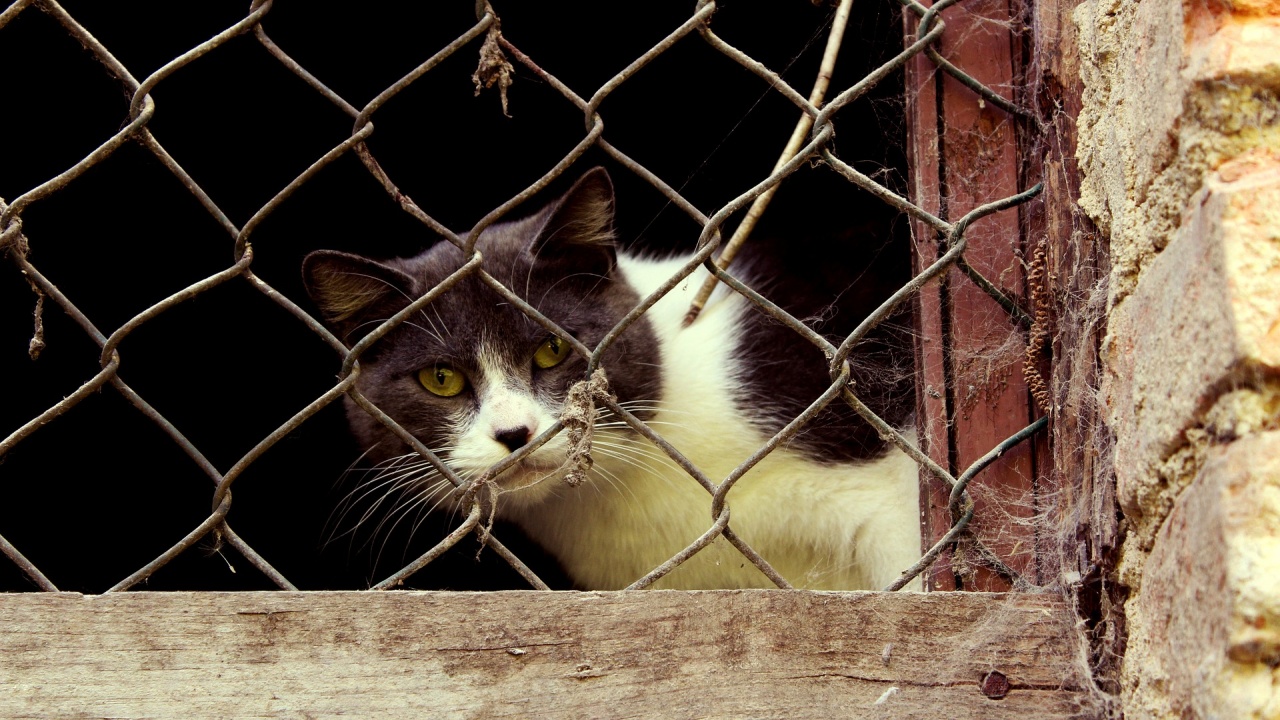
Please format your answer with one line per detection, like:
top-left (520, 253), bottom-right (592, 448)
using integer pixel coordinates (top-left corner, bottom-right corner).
top-left (1019, 0), bottom-right (1123, 693)
top-left (906, 0), bottom-right (1040, 591)
top-left (905, 0), bottom-right (957, 593)
top-left (938, 0), bottom-right (1038, 592)
top-left (0, 590), bottom-right (1096, 719)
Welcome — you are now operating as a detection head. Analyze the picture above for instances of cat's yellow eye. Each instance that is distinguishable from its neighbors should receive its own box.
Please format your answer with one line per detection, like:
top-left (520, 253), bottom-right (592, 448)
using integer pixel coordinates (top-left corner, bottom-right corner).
top-left (418, 364), bottom-right (465, 397)
top-left (533, 336), bottom-right (570, 369)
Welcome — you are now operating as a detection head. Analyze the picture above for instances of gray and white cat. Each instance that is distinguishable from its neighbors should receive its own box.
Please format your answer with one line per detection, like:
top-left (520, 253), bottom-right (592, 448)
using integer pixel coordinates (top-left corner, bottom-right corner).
top-left (303, 168), bottom-right (921, 590)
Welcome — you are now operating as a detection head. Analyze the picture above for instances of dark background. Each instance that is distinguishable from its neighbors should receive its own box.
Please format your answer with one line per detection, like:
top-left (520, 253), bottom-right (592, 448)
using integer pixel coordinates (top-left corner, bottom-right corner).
top-left (0, 0), bottom-right (910, 592)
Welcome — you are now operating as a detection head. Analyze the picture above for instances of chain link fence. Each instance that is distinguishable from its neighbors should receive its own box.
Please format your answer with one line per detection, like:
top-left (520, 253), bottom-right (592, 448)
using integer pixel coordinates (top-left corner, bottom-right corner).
top-left (0, 0), bottom-right (1045, 593)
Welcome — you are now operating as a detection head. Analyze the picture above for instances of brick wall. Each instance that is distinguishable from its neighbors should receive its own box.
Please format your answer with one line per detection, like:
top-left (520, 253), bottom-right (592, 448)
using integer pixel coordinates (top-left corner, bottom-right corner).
top-left (1076, 0), bottom-right (1280, 715)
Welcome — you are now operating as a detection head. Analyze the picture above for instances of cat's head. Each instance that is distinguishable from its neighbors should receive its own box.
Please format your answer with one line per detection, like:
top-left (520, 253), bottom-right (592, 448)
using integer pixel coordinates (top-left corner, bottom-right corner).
top-left (302, 168), bottom-right (660, 509)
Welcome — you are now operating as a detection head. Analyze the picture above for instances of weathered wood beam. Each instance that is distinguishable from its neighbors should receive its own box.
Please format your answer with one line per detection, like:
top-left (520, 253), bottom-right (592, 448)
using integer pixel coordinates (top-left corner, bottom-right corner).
top-left (0, 590), bottom-right (1095, 718)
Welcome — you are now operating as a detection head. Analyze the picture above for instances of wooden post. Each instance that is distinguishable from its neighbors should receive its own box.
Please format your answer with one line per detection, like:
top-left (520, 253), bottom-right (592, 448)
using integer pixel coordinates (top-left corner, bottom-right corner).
top-left (907, 0), bottom-right (1039, 591)
top-left (905, 8), bottom-right (956, 591)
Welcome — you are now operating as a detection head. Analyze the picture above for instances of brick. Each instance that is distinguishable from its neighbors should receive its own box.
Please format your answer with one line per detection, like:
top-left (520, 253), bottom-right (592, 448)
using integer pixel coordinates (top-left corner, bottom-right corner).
top-left (1186, 15), bottom-right (1280, 86)
top-left (1103, 154), bottom-right (1280, 511)
top-left (1122, 431), bottom-right (1280, 719)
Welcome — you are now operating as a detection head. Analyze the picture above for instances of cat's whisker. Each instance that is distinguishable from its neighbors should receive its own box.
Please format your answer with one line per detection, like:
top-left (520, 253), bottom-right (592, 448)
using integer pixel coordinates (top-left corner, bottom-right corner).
top-left (592, 445), bottom-right (680, 479)
top-left (416, 304), bottom-right (452, 346)
top-left (559, 273), bottom-right (612, 318)
top-left (334, 452), bottom-right (414, 496)
top-left (328, 444), bottom-right (460, 554)
top-left (329, 468), bottom-right (428, 544)
top-left (615, 400), bottom-right (696, 414)
top-left (404, 474), bottom-right (460, 525)
top-left (588, 462), bottom-right (636, 506)
top-left (613, 418), bottom-right (693, 432)
top-left (437, 468), bottom-right (482, 526)
top-left (344, 480), bottom-right (425, 557)
top-left (599, 404), bottom-right (698, 429)
top-left (354, 473), bottom-right (438, 545)
top-left (403, 320), bottom-right (447, 347)
top-left (593, 418), bottom-right (694, 433)
top-left (424, 477), bottom-right (466, 518)
top-left (366, 474), bottom-right (454, 564)
top-left (591, 431), bottom-right (677, 467)
top-left (591, 428), bottom-right (687, 461)
top-left (582, 466), bottom-right (613, 500)
top-left (591, 434), bottom-right (681, 465)
top-left (430, 305), bottom-right (453, 339)
top-left (606, 409), bottom-right (696, 420)
top-left (407, 478), bottom-right (462, 541)
top-left (325, 449), bottom-right (400, 543)
top-left (591, 435), bottom-right (686, 468)
top-left (345, 456), bottom-right (430, 485)
top-left (337, 461), bottom-right (440, 513)
top-left (331, 445), bottom-right (382, 490)
top-left (371, 497), bottom-right (428, 571)
top-left (341, 450), bottom-right (453, 486)
top-left (533, 271), bottom-right (610, 319)
top-left (592, 446), bottom-right (683, 494)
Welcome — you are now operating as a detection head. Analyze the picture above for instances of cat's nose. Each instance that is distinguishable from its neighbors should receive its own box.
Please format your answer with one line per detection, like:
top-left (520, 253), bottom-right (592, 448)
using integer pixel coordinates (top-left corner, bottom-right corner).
top-left (494, 426), bottom-right (532, 453)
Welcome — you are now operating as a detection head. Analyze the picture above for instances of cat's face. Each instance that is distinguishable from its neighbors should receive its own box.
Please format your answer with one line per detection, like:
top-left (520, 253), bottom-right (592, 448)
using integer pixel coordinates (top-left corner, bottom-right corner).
top-left (303, 169), bottom-right (660, 510)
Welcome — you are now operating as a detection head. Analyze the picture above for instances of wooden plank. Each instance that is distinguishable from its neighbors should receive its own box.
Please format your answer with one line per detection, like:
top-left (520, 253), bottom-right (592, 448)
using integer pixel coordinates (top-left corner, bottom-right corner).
top-left (905, 1), bottom-right (958, 592)
top-left (1023, 0), bottom-right (1122, 685)
top-left (1028, 0), bottom-right (1119, 579)
top-left (940, 0), bottom-right (1036, 592)
top-left (0, 591), bottom-right (1093, 719)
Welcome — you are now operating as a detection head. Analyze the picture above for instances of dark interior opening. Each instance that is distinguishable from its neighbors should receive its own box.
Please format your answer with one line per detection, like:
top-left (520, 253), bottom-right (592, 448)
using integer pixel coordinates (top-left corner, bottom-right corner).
top-left (0, 0), bottom-right (910, 591)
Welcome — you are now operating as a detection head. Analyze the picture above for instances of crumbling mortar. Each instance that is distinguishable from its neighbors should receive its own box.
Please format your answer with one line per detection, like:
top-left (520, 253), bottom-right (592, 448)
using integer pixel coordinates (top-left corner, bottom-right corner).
top-left (1107, 87), bottom-right (1279, 306)
top-left (1075, 1), bottom-right (1280, 308)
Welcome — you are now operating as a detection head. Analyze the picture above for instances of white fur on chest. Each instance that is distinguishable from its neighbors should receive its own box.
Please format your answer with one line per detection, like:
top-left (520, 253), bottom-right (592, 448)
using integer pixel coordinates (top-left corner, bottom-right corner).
top-left (504, 254), bottom-right (922, 590)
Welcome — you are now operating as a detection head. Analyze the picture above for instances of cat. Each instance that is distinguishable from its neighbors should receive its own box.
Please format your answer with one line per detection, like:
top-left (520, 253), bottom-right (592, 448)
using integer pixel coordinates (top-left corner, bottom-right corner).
top-left (303, 167), bottom-right (921, 590)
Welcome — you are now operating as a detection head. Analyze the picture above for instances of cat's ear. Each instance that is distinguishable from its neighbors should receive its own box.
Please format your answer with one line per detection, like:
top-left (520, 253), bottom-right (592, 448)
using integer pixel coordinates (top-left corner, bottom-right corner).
top-left (302, 250), bottom-right (415, 341)
top-left (528, 167), bottom-right (617, 273)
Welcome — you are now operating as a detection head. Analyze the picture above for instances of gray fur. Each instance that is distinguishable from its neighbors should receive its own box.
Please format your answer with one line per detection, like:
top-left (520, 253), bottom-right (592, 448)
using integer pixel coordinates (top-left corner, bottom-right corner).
top-left (303, 169), bottom-right (661, 467)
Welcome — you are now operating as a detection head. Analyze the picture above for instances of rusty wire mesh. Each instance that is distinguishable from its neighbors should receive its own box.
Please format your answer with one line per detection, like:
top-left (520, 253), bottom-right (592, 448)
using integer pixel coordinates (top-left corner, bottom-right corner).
top-left (0, 0), bottom-right (1045, 593)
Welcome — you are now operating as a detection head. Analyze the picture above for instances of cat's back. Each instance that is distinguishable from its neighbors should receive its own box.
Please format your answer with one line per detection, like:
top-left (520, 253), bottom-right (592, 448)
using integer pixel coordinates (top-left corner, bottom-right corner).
top-left (597, 250), bottom-right (920, 590)
top-left (615, 236), bottom-right (914, 467)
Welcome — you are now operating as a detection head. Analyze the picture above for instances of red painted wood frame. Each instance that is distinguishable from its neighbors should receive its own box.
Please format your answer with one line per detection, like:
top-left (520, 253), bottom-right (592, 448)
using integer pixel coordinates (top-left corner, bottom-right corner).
top-left (905, 0), bottom-right (1042, 591)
